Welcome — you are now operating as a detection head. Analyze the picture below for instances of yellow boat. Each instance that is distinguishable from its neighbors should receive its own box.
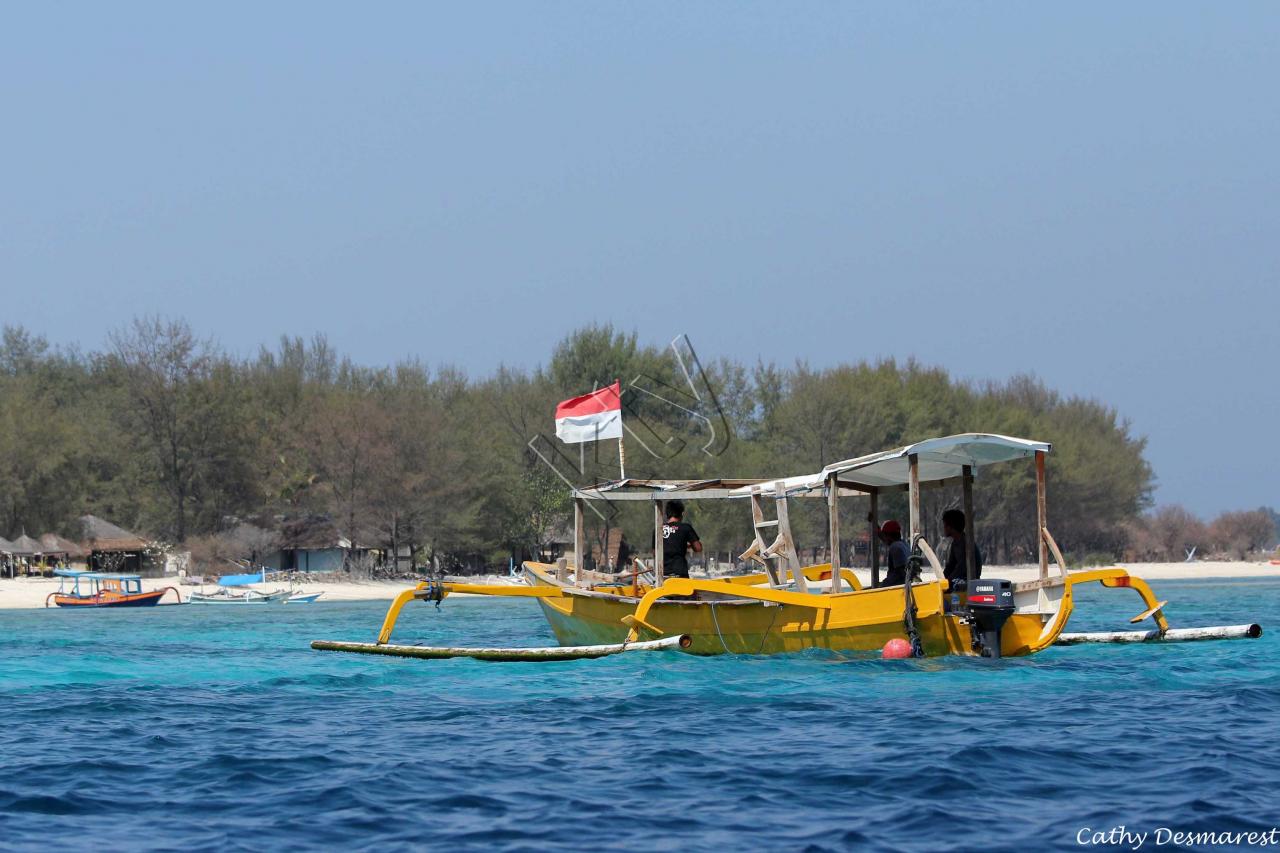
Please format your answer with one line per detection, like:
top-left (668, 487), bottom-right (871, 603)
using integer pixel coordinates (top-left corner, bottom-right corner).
top-left (319, 434), bottom-right (1262, 660)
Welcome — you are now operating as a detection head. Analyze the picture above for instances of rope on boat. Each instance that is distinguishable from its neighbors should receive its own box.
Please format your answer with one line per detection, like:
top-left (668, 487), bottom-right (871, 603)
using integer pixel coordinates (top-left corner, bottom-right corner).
top-left (902, 541), bottom-right (927, 658)
top-left (709, 598), bottom-right (781, 656)
top-left (708, 601), bottom-right (732, 654)
top-left (756, 600), bottom-right (782, 655)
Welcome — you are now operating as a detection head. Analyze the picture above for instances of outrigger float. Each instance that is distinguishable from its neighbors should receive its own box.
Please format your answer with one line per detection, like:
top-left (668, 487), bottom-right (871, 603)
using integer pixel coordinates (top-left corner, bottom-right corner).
top-left (314, 434), bottom-right (1262, 662)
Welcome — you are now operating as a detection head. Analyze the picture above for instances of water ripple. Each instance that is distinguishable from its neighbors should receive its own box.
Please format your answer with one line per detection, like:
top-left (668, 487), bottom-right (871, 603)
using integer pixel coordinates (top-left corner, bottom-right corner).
top-left (0, 579), bottom-right (1277, 851)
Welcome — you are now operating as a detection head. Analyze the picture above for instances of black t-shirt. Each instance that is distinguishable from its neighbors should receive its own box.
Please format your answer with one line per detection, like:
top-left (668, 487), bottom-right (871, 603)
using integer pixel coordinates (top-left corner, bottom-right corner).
top-left (943, 535), bottom-right (982, 584)
top-left (661, 520), bottom-right (700, 577)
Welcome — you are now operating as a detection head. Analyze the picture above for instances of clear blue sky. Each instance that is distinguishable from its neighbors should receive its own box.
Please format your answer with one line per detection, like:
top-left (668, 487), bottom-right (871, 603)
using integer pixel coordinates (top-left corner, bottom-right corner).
top-left (3, 3), bottom-right (1276, 516)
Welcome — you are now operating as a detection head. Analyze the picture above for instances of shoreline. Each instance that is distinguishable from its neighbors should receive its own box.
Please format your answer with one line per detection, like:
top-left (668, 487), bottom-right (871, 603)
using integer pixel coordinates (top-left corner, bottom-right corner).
top-left (1, 561), bottom-right (1276, 611)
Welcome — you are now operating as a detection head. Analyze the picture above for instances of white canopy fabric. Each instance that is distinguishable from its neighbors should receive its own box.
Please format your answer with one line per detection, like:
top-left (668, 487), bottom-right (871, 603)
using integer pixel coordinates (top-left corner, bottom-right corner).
top-left (574, 477), bottom-right (864, 502)
top-left (731, 433), bottom-right (1050, 496)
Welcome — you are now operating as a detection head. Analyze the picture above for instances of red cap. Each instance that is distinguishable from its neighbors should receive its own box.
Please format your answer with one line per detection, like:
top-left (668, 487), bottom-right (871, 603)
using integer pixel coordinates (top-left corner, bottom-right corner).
top-left (880, 520), bottom-right (902, 536)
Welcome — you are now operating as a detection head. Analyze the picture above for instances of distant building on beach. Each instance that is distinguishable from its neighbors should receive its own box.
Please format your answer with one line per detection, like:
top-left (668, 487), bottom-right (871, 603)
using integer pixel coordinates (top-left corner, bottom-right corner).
top-left (78, 514), bottom-right (160, 576)
top-left (0, 535), bottom-right (15, 578)
top-left (260, 515), bottom-right (372, 574)
top-left (39, 533), bottom-right (88, 563)
top-left (0, 531), bottom-right (88, 576)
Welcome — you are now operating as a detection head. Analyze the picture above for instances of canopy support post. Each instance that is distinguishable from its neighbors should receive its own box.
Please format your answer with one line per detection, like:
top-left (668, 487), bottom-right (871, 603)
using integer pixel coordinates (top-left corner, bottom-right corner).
top-left (962, 464), bottom-right (976, 589)
top-left (869, 488), bottom-right (880, 587)
top-left (1036, 450), bottom-right (1048, 580)
top-left (653, 499), bottom-right (665, 587)
top-left (573, 497), bottom-right (586, 584)
top-left (827, 472), bottom-right (841, 594)
top-left (908, 453), bottom-right (921, 544)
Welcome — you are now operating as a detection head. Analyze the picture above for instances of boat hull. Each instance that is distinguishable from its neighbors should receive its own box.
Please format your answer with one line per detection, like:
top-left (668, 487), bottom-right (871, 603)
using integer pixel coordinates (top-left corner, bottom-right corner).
top-left (188, 590), bottom-right (293, 604)
top-left (52, 590), bottom-right (170, 608)
top-left (524, 563), bottom-right (1058, 657)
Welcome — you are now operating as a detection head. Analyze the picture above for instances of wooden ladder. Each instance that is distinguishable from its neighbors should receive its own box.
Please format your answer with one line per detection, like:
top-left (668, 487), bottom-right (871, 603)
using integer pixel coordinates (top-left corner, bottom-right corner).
top-left (740, 481), bottom-right (809, 594)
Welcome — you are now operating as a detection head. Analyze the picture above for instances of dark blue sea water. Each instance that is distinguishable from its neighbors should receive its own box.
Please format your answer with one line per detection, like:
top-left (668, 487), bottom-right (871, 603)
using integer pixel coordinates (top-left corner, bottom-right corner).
top-left (2, 578), bottom-right (1279, 852)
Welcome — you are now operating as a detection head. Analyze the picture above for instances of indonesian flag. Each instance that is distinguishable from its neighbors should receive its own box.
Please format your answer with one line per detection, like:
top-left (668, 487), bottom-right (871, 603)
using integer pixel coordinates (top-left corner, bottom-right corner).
top-left (555, 381), bottom-right (623, 444)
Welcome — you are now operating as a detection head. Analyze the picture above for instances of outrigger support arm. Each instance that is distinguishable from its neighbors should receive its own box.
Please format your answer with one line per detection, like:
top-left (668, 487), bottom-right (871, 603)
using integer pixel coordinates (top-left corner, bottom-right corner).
top-left (623, 578), bottom-right (835, 643)
top-left (376, 580), bottom-right (567, 645)
top-left (1019, 568), bottom-right (1172, 654)
top-left (1095, 571), bottom-right (1170, 634)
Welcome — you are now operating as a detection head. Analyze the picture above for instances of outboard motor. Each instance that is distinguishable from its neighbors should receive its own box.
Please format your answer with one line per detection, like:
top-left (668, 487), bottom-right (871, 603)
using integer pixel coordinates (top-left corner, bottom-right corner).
top-left (965, 578), bottom-right (1015, 658)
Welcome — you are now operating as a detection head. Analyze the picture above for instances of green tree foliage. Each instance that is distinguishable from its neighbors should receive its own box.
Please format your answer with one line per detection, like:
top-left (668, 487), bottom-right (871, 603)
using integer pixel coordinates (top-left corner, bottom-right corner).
top-left (0, 319), bottom-right (1180, 567)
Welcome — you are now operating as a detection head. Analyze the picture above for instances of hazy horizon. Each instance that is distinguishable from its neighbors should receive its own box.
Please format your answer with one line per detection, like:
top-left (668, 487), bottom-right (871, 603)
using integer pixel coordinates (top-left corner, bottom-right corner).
top-left (4, 3), bottom-right (1277, 516)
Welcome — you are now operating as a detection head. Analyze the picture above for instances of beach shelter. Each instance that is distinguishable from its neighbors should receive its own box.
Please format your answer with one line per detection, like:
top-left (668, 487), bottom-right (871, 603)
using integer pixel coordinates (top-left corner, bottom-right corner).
top-left (78, 515), bottom-right (151, 574)
top-left (0, 536), bottom-right (14, 578)
top-left (8, 534), bottom-right (43, 576)
top-left (9, 533), bottom-right (42, 556)
top-left (39, 533), bottom-right (87, 567)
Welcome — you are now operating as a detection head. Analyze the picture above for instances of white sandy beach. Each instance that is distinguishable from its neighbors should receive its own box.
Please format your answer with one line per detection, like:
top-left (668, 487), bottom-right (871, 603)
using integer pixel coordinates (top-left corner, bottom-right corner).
top-left (1, 561), bottom-right (1277, 610)
top-left (0, 576), bottom-right (417, 610)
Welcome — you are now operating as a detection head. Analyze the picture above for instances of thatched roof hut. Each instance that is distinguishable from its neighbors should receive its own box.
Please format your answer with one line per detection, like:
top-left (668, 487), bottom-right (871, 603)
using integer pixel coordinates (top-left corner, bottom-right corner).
top-left (0, 535), bottom-right (14, 554)
top-left (77, 515), bottom-right (155, 575)
top-left (78, 515), bottom-right (149, 551)
top-left (39, 533), bottom-right (88, 559)
top-left (8, 534), bottom-right (42, 556)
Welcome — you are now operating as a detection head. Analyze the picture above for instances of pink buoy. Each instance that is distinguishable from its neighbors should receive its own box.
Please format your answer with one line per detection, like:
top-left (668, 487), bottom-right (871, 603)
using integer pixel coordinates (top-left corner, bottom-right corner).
top-left (882, 638), bottom-right (913, 659)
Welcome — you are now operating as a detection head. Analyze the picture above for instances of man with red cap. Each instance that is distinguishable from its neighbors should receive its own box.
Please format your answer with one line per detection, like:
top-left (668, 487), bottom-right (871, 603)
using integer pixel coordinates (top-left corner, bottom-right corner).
top-left (876, 519), bottom-right (914, 587)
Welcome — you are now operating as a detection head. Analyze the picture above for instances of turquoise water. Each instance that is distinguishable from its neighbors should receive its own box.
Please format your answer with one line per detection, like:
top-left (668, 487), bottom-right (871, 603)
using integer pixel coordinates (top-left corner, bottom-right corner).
top-left (2, 579), bottom-right (1278, 852)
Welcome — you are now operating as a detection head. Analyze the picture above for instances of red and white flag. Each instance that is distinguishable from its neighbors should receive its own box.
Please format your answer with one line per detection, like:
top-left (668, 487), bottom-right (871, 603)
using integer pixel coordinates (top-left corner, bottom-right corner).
top-left (555, 381), bottom-right (623, 444)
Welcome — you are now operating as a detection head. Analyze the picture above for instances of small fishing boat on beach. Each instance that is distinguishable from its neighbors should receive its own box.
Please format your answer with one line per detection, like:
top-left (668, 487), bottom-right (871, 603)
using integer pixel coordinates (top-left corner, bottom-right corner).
top-left (315, 433), bottom-right (1262, 661)
top-left (188, 587), bottom-right (295, 604)
top-left (188, 567), bottom-right (293, 604)
top-left (47, 570), bottom-right (182, 608)
top-left (187, 566), bottom-right (324, 604)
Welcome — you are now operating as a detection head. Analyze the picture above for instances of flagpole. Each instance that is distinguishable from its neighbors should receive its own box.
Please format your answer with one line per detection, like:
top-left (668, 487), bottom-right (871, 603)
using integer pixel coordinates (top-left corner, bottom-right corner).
top-left (616, 381), bottom-right (626, 480)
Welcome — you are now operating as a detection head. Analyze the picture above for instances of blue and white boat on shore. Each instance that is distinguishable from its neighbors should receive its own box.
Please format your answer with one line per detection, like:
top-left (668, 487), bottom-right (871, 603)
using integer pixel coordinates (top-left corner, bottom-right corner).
top-left (188, 566), bottom-right (323, 604)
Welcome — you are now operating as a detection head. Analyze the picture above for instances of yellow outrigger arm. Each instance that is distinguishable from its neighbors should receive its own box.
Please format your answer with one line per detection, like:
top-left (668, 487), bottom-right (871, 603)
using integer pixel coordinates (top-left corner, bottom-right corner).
top-left (622, 577), bottom-right (836, 643)
top-left (377, 580), bottom-right (565, 645)
top-left (1034, 569), bottom-right (1170, 649)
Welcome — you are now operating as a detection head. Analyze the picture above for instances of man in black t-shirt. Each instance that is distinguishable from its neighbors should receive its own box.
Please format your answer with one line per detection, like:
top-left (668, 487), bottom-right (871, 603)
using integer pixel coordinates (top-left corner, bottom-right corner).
top-left (661, 500), bottom-right (702, 578)
top-left (941, 509), bottom-right (982, 586)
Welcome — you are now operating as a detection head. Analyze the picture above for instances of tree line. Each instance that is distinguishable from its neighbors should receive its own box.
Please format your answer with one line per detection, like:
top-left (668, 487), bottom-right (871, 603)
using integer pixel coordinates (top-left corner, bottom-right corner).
top-left (0, 320), bottom-right (1273, 570)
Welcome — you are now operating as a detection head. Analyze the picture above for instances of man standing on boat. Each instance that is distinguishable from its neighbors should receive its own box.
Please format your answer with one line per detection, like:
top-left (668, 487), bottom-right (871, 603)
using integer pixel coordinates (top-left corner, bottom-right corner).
top-left (941, 509), bottom-right (982, 585)
top-left (876, 520), bottom-right (913, 587)
top-left (662, 500), bottom-right (702, 578)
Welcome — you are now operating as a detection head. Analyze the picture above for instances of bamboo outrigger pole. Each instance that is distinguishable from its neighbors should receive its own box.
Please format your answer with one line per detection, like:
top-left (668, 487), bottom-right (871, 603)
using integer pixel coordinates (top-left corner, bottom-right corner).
top-left (312, 634), bottom-right (693, 661)
top-left (1056, 624), bottom-right (1262, 645)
